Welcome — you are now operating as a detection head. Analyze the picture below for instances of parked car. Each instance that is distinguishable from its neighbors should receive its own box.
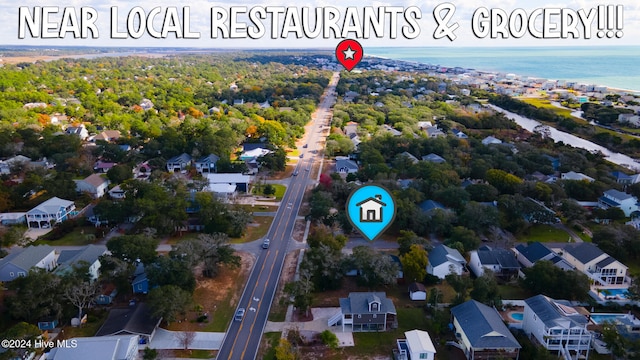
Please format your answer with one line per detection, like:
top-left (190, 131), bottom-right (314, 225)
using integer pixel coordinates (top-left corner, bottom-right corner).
top-left (234, 308), bottom-right (245, 321)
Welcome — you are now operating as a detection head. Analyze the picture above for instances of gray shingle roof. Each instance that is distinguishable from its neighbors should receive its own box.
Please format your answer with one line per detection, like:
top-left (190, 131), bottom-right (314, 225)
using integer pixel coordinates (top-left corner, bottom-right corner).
top-left (524, 295), bottom-right (588, 329)
top-left (56, 245), bottom-right (107, 273)
top-left (0, 245), bottom-right (55, 272)
top-left (429, 244), bottom-right (465, 267)
top-left (339, 292), bottom-right (396, 315)
top-left (477, 248), bottom-right (519, 269)
top-left (166, 153), bottom-right (191, 164)
top-left (515, 242), bottom-right (553, 263)
top-left (451, 300), bottom-right (521, 349)
top-left (604, 189), bottom-right (634, 201)
top-left (595, 256), bottom-right (617, 269)
top-left (565, 242), bottom-right (604, 264)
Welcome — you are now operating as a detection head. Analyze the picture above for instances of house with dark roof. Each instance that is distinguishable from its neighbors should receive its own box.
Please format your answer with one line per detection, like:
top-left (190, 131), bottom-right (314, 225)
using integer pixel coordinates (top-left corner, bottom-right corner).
top-left (598, 189), bottom-right (639, 217)
top-left (0, 245), bottom-right (57, 281)
top-left (418, 200), bottom-right (447, 213)
top-left (452, 129), bottom-right (468, 139)
top-left (427, 244), bottom-right (466, 279)
top-left (522, 295), bottom-right (591, 358)
top-left (512, 242), bottom-right (574, 270)
top-left (95, 303), bottom-right (161, 344)
top-left (132, 262), bottom-right (150, 294)
top-left (55, 244), bottom-right (107, 281)
top-left (469, 246), bottom-right (520, 280)
top-left (328, 292), bottom-right (397, 332)
top-left (194, 154), bottom-right (220, 174)
top-left (75, 174), bottom-right (110, 198)
top-left (450, 300), bottom-right (521, 360)
top-left (422, 153), bottom-right (446, 164)
top-left (166, 153), bottom-right (192, 172)
top-left (408, 282), bottom-right (427, 301)
top-left (561, 242), bottom-right (629, 288)
top-left (610, 171), bottom-right (640, 185)
top-left (335, 156), bottom-right (359, 174)
top-left (65, 124), bottom-right (89, 140)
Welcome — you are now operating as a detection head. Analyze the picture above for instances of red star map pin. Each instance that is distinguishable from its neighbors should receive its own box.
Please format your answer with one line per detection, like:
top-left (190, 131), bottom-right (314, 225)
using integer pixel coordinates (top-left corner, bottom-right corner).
top-left (335, 39), bottom-right (363, 72)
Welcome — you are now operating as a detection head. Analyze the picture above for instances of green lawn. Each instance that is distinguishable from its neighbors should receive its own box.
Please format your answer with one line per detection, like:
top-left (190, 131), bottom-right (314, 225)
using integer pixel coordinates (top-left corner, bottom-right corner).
top-left (517, 224), bottom-right (572, 243)
top-left (33, 226), bottom-right (99, 246)
top-left (230, 216), bottom-right (274, 244)
top-left (253, 184), bottom-right (286, 200)
top-left (342, 308), bottom-right (429, 358)
top-left (498, 284), bottom-right (532, 300)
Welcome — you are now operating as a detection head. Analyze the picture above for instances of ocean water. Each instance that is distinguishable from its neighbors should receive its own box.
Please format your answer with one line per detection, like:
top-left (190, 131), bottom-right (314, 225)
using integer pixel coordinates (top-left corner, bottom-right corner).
top-left (367, 46), bottom-right (640, 92)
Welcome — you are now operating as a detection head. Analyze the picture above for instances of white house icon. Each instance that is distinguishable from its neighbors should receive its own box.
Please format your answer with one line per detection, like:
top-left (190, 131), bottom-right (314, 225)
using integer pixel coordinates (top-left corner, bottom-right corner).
top-left (356, 195), bottom-right (386, 223)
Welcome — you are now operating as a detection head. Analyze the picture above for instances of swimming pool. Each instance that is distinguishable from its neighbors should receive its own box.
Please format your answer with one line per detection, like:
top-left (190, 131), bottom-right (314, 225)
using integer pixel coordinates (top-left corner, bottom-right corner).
top-left (590, 313), bottom-right (625, 324)
top-left (510, 312), bottom-right (524, 321)
top-left (599, 288), bottom-right (630, 300)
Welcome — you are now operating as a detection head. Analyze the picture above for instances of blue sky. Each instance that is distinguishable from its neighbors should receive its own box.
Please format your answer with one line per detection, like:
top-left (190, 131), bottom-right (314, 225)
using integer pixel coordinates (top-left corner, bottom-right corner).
top-left (2, 0), bottom-right (639, 47)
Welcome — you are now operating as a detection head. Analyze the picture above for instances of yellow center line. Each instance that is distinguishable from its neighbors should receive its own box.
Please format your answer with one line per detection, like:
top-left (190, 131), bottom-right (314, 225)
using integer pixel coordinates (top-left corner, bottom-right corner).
top-left (240, 181), bottom-right (304, 358)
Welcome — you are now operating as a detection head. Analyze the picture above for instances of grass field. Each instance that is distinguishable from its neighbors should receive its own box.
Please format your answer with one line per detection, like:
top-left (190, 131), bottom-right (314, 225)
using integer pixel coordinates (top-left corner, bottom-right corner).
top-left (520, 98), bottom-right (575, 118)
top-left (517, 224), bottom-right (572, 243)
top-left (253, 184), bottom-right (287, 200)
top-left (230, 216), bottom-right (274, 244)
top-left (498, 284), bottom-right (532, 300)
top-left (33, 226), bottom-right (99, 246)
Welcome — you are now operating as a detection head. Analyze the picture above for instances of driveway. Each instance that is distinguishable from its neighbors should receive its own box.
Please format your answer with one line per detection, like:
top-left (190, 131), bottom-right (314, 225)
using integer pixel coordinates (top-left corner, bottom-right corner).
top-left (147, 328), bottom-right (225, 350)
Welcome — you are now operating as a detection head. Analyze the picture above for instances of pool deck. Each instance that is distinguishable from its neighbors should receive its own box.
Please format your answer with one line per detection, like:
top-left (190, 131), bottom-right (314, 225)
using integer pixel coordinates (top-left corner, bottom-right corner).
top-left (500, 307), bottom-right (524, 325)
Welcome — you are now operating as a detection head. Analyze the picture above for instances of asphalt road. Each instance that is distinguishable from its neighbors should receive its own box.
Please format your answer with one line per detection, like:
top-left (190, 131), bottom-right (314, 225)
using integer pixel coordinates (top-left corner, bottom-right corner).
top-left (216, 72), bottom-right (340, 360)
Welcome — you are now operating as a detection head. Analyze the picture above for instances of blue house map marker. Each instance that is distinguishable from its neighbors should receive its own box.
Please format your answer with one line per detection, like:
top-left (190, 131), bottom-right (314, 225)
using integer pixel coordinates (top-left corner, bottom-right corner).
top-left (346, 185), bottom-right (396, 241)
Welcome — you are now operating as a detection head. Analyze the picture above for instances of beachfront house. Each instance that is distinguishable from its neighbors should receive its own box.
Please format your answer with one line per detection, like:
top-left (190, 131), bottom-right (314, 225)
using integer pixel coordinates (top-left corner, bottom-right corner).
top-left (450, 300), bottom-right (521, 360)
top-left (522, 295), bottom-right (592, 359)
top-left (560, 242), bottom-right (629, 289)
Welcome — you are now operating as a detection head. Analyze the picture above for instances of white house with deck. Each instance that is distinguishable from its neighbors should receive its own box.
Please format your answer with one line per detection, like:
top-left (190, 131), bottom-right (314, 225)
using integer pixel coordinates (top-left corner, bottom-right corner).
top-left (395, 330), bottom-right (436, 360)
top-left (27, 197), bottom-right (75, 229)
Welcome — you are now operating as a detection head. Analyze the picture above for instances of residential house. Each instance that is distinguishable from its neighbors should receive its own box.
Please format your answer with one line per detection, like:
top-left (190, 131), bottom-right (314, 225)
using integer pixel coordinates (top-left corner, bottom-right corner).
top-left (408, 282), bottom-right (427, 301)
top-left (422, 153), bottom-right (446, 164)
top-left (399, 152), bottom-right (419, 164)
top-left (522, 295), bottom-right (592, 359)
top-left (452, 129), bottom-right (468, 139)
top-left (418, 200), bottom-right (448, 214)
top-left (75, 174), bottom-right (110, 198)
top-left (139, 99), bottom-right (154, 110)
top-left (194, 154), bottom-right (220, 174)
top-left (395, 330), bottom-right (436, 360)
top-left (55, 245), bottom-right (108, 281)
top-left (427, 244), bottom-right (466, 279)
top-left (95, 303), bottom-right (161, 344)
top-left (27, 197), bottom-right (75, 229)
top-left (66, 124), bottom-right (89, 140)
top-left (561, 171), bottom-right (595, 182)
top-left (47, 335), bottom-right (140, 360)
top-left (109, 185), bottom-right (126, 199)
top-left (356, 195), bottom-right (386, 222)
top-left (610, 171), bottom-right (640, 185)
top-left (425, 126), bottom-right (445, 138)
top-left (560, 242), bottom-right (629, 288)
top-left (542, 154), bottom-right (561, 171)
top-left (619, 113), bottom-right (640, 127)
top-left (512, 242), bottom-right (574, 270)
top-left (94, 160), bottom-right (116, 173)
top-left (482, 136), bottom-right (502, 145)
top-left (205, 173), bottom-right (251, 193)
top-left (598, 189), bottom-right (639, 217)
top-left (132, 262), bottom-right (149, 294)
top-left (93, 130), bottom-right (122, 142)
top-left (134, 161), bottom-right (153, 180)
top-left (96, 284), bottom-right (118, 305)
top-left (0, 212), bottom-right (26, 226)
top-left (328, 292), bottom-right (397, 332)
top-left (166, 153), bottom-right (192, 172)
top-left (335, 156), bottom-right (359, 174)
top-left (469, 246), bottom-right (520, 279)
top-left (417, 121), bottom-right (433, 130)
top-left (450, 300), bottom-right (521, 360)
top-left (383, 124), bottom-right (402, 136)
top-left (0, 245), bottom-right (57, 281)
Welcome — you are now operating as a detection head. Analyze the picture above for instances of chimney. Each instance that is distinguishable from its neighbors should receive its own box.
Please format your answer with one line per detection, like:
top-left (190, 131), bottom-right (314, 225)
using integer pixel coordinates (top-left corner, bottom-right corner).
top-left (375, 194), bottom-right (382, 200)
